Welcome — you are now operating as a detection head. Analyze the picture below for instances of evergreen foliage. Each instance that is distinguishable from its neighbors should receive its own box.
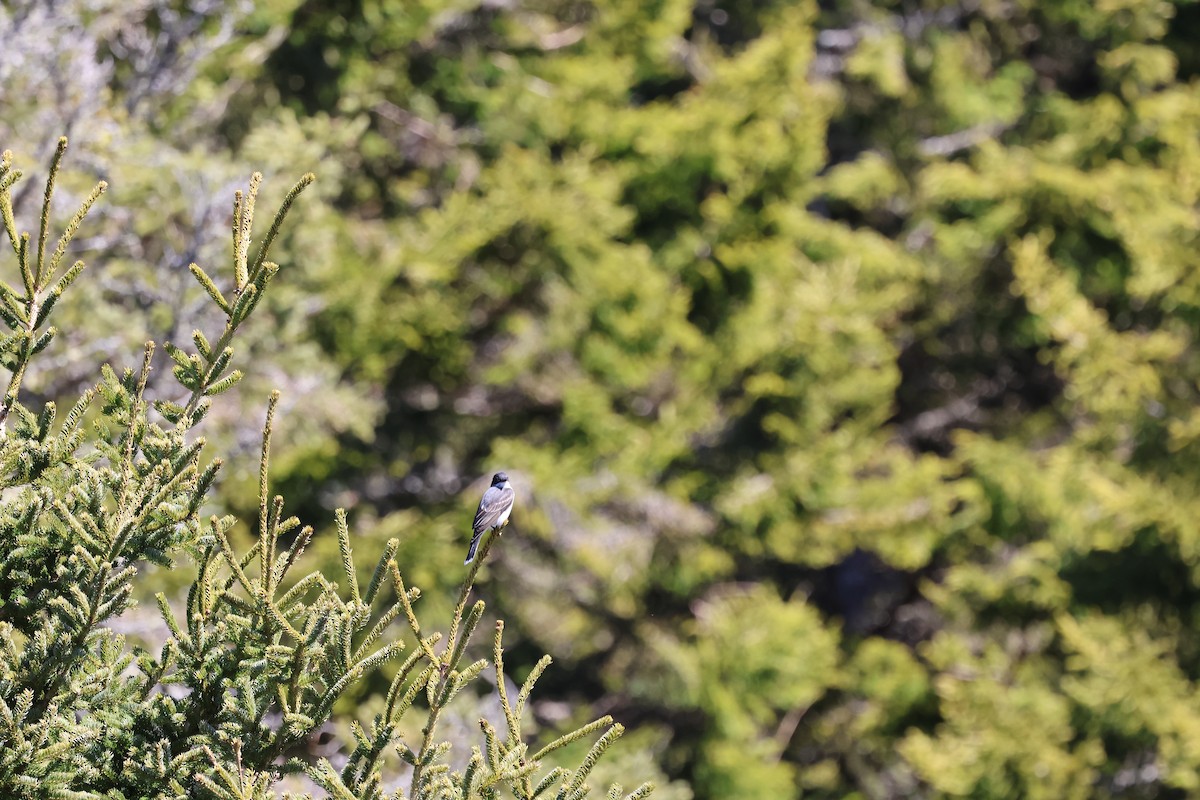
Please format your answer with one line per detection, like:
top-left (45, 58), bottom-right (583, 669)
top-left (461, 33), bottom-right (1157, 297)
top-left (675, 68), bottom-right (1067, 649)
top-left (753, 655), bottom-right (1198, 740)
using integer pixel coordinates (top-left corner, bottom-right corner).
top-left (0, 143), bottom-right (649, 800)
top-left (6, 0), bottom-right (1200, 797)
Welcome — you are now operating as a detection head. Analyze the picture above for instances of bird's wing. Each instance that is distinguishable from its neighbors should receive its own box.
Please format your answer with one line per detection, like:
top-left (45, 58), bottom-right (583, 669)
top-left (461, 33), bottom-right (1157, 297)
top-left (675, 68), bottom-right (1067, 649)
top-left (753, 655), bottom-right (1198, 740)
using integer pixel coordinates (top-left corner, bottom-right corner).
top-left (473, 485), bottom-right (514, 533)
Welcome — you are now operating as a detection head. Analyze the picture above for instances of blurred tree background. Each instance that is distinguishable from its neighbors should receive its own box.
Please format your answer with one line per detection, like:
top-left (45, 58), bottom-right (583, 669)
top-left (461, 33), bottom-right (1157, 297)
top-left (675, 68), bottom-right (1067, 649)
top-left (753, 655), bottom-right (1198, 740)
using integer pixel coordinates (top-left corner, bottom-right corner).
top-left (4, 0), bottom-right (1200, 796)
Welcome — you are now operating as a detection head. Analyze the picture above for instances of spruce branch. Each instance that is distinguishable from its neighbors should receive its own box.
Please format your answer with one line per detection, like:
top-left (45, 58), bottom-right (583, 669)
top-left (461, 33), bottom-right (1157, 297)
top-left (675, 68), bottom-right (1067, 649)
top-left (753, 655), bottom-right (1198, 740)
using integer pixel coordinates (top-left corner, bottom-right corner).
top-left (517, 655), bottom-right (554, 723)
top-left (532, 768), bottom-right (570, 799)
top-left (258, 390), bottom-right (279, 595)
top-left (179, 172), bottom-right (314, 423)
top-left (531, 717), bottom-right (615, 763)
top-left (0, 140), bottom-right (103, 436)
top-left (236, 173), bottom-right (261, 292)
top-left (408, 532), bottom-right (502, 799)
top-left (621, 784), bottom-right (655, 800)
top-left (190, 262), bottom-right (231, 315)
top-left (495, 621), bottom-right (521, 744)
top-left (47, 182), bottom-right (104, 282)
top-left (560, 724), bottom-right (626, 800)
top-left (251, 172), bottom-right (315, 282)
top-left (336, 507), bottom-right (360, 605)
top-left (364, 537), bottom-right (400, 606)
top-left (34, 137), bottom-right (68, 289)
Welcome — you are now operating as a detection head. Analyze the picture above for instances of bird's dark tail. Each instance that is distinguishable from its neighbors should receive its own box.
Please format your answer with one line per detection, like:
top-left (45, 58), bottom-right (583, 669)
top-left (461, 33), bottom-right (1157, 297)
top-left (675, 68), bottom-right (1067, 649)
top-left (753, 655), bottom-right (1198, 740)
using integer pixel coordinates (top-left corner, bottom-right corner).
top-left (464, 531), bottom-right (482, 564)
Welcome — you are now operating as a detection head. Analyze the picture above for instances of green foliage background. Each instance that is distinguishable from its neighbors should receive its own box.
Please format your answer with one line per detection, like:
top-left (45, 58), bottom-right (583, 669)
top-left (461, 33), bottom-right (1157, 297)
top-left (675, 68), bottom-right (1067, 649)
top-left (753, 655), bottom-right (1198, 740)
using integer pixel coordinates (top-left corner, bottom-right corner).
top-left (5, 0), bottom-right (1200, 796)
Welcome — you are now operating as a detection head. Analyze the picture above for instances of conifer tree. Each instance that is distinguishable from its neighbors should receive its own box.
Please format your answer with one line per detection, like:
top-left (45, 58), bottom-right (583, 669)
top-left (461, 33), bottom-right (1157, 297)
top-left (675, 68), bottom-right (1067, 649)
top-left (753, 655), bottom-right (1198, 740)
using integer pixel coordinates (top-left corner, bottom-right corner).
top-left (0, 140), bottom-right (651, 800)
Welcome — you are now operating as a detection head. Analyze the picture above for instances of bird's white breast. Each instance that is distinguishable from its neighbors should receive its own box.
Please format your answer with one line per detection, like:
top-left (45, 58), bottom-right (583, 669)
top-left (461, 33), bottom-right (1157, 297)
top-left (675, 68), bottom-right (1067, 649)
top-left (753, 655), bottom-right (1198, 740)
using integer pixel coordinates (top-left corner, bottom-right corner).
top-left (497, 482), bottom-right (512, 524)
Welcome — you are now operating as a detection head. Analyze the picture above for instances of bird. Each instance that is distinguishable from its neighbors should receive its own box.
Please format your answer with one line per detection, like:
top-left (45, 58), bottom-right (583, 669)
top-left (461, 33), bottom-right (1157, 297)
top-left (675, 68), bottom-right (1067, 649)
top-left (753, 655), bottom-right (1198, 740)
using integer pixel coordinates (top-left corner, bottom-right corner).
top-left (465, 471), bottom-right (514, 564)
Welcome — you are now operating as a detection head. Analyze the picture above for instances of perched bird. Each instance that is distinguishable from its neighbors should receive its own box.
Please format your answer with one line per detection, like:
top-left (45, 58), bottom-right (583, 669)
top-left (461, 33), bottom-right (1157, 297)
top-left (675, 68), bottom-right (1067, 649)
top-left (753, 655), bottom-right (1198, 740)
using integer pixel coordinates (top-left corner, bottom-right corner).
top-left (465, 472), bottom-right (514, 564)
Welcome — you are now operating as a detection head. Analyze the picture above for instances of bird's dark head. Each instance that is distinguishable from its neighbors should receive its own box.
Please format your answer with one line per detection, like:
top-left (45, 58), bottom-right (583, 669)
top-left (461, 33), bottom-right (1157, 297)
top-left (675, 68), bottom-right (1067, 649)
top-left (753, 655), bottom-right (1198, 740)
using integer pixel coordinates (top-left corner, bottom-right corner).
top-left (492, 472), bottom-right (509, 485)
